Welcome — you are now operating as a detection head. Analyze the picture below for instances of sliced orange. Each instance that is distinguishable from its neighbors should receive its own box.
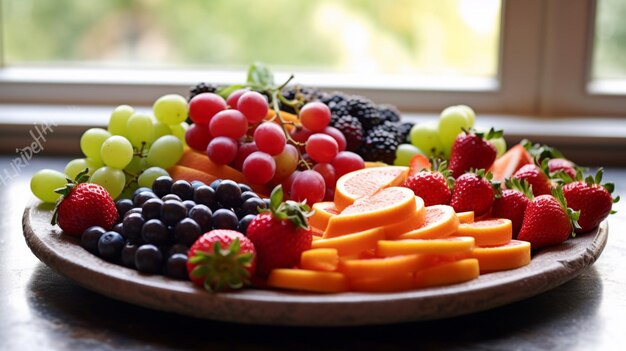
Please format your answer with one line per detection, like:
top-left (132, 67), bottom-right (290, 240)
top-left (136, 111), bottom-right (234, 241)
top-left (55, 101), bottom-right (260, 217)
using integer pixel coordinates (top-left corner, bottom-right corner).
top-left (382, 197), bottom-right (426, 239)
top-left (398, 205), bottom-right (460, 240)
top-left (489, 144), bottom-right (533, 182)
top-left (334, 166), bottom-right (409, 211)
top-left (168, 165), bottom-right (218, 186)
top-left (338, 254), bottom-right (421, 279)
top-left (469, 240), bottom-right (531, 273)
top-left (456, 211), bottom-right (475, 224)
top-left (413, 258), bottom-right (480, 289)
top-left (377, 236), bottom-right (475, 257)
top-left (266, 269), bottom-right (348, 293)
top-left (455, 218), bottom-right (512, 246)
top-left (349, 273), bottom-right (415, 293)
top-left (312, 227), bottom-right (386, 257)
top-left (324, 187), bottom-right (417, 238)
top-left (300, 248), bottom-right (339, 272)
top-left (309, 201), bottom-right (339, 232)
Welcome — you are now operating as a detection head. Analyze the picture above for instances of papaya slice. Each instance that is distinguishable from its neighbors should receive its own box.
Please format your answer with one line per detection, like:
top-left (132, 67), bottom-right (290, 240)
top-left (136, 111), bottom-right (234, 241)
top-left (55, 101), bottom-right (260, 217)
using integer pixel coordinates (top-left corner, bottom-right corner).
top-left (456, 211), bottom-right (475, 224)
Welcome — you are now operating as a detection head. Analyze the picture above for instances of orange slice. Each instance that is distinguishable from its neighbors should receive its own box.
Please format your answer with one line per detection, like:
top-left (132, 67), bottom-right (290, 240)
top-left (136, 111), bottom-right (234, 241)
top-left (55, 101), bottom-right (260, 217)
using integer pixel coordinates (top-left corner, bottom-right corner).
top-left (267, 269), bottom-right (348, 293)
top-left (338, 254), bottom-right (421, 279)
top-left (349, 273), bottom-right (415, 293)
top-left (168, 165), bottom-right (218, 186)
top-left (377, 236), bottom-right (475, 257)
top-left (312, 227), bottom-right (386, 257)
top-left (413, 258), bottom-right (480, 288)
top-left (382, 197), bottom-right (426, 239)
top-left (398, 205), bottom-right (460, 240)
top-left (324, 187), bottom-right (417, 238)
top-left (456, 211), bottom-right (475, 224)
top-left (489, 144), bottom-right (533, 182)
top-left (469, 240), bottom-right (531, 273)
top-left (309, 201), bottom-right (339, 232)
top-left (455, 218), bottom-right (512, 246)
top-left (334, 166), bottom-right (409, 211)
top-left (300, 248), bottom-right (339, 271)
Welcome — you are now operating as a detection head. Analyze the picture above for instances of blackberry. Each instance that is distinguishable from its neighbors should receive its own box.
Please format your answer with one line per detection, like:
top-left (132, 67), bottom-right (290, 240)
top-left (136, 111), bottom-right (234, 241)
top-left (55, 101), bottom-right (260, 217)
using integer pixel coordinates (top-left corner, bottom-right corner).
top-left (321, 91), bottom-right (349, 109)
top-left (329, 100), bottom-right (351, 123)
top-left (346, 96), bottom-right (381, 132)
top-left (189, 82), bottom-right (219, 101)
top-left (331, 115), bottom-right (364, 152)
top-left (397, 122), bottom-right (414, 144)
top-left (280, 85), bottom-right (325, 113)
top-left (359, 127), bottom-right (400, 164)
top-left (378, 104), bottom-right (401, 123)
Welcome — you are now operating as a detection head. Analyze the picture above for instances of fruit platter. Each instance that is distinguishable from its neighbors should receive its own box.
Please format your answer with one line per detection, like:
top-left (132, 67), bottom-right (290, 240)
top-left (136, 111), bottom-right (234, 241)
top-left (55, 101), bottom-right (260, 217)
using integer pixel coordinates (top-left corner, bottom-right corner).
top-left (23, 64), bottom-right (618, 326)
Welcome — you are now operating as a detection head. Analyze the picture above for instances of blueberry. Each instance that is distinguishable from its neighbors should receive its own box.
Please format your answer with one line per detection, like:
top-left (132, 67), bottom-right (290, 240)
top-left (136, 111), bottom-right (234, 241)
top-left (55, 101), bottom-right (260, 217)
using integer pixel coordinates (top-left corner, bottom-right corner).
top-left (212, 208), bottom-right (239, 230)
top-left (165, 253), bottom-right (189, 280)
top-left (122, 213), bottom-right (145, 241)
top-left (134, 191), bottom-right (158, 207)
top-left (183, 200), bottom-right (197, 212)
top-left (98, 231), bottom-right (125, 261)
top-left (152, 176), bottom-right (173, 198)
top-left (121, 242), bottom-right (139, 268)
top-left (191, 180), bottom-right (206, 189)
top-left (141, 219), bottom-right (169, 246)
top-left (142, 198), bottom-right (163, 220)
top-left (112, 222), bottom-right (124, 236)
top-left (161, 194), bottom-right (182, 202)
top-left (241, 197), bottom-right (267, 216)
top-left (124, 207), bottom-right (142, 219)
top-left (174, 218), bottom-right (202, 246)
top-left (240, 191), bottom-right (260, 203)
top-left (161, 200), bottom-right (188, 226)
top-left (115, 199), bottom-right (134, 219)
top-left (209, 179), bottom-right (222, 191)
top-left (238, 183), bottom-right (253, 193)
top-left (171, 180), bottom-right (194, 201)
top-left (81, 226), bottom-right (106, 254)
top-left (133, 187), bottom-right (153, 198)
top-left (193, 185), bottom-right (216, 209)
top-left (135, 244), bottom-right (163, 274)
top-left (216, 180), bottom-right (242, 208)
top-left (188, 204), bottom-right (212, 232)
top-left (238, 214), bottom-right (257, 235)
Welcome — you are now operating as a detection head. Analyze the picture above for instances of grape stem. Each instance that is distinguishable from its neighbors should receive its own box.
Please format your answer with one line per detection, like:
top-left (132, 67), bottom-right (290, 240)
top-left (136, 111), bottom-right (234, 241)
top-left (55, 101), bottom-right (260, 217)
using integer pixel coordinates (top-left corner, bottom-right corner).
top-left (269, 88), bottom-right (311, 171)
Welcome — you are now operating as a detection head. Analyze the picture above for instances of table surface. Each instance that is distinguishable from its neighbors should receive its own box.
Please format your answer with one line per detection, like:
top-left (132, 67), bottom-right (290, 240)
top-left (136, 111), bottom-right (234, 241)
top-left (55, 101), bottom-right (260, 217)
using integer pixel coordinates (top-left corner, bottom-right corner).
top-left (1, 156), bottom-right (625, 350)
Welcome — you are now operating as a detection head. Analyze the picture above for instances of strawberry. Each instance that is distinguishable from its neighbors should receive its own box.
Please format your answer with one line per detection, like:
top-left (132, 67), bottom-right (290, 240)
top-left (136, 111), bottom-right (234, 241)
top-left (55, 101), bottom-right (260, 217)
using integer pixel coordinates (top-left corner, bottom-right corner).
top-left (517, 187), bottom-right (579, 249)
top-left (512, 163), bottom-right (552, 196)
top-left (246, 185), bottom-right (313, 278)
top-left (562, 168), bottom-right (620, 233)
top-left (450, 170), bottom-right (495, 216)
top-left (492, 178), bottom-right (532, 238)
top-left (408, 154), bottom-right (432, 177)
top-left (186, 229), bottom-right (256, 291)
top-left (448, 128), bottom-right (501, 178)
top-left (403, 160), bottom-right (453, 206)
top-left (51, 169), bottom-right (118, 237)
top-left (547, 158), bottom-right (577, 179)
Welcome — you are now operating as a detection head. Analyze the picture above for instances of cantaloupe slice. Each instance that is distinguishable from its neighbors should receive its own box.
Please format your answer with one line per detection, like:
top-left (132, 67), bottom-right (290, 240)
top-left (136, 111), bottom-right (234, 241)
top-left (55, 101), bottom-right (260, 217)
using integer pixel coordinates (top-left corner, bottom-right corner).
top-left (377, 236), bottom-right (475, 257)
top-left (312, 227), bottom-right (386, 257)
top-left (398, 205), bottom-right (460, 240)
top-left (266, 269), bottom-right (348, 293)
top-left (454, 218), bottom-right (512, 246)
top-left (469, 240), bottom-right (531, 273)
top-left (333, 166), bottom-right (409, 211)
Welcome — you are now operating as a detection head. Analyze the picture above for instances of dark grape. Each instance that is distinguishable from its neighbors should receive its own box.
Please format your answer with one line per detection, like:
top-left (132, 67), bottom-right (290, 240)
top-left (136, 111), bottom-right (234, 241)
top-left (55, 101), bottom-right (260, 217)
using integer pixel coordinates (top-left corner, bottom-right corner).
top-left (183, 200), bottom-right (197, 212)
top-left (240, 191), bottom-right (260, 203)
top-left (134, 191), bottom-right (158, 207)
top-left (112, 223), bottom-right (124, 236)
top-left (81, 226), bottom-right (105, 254)
top-left (133, 187), bottom-right (152, 198)
top-left (161, 200), bottom-right (188, 226)
top-left (209, 179), bottom-right (222, 191)
top-left (171, 180), bottom-right (194, 201)
top-left (174, 218), bottom-right (202, 246)
top-left (168, 243), bottom-right (190, 257)
top-left (188, 204), bottom-right (212, 232)
top-left (152, 176), bottom-right (173, 198)
top-left (98, 231), bottom-right (125, 261)
top-left (162, 194), bottom-right (182, 202)
top-left (135, 244), bottom-right (163, 274)
top-left (238, 183), bottom-right (252, 193)
top-left (238, 214), bottom-right (256, 235)
top-left (124, 207), bottom-right (142, 219)
top-left (165, 253), bottom-right (189, 280)
top-left (240, 197), bottom-right (267, 216)
top-left (212, 208), bottom-right (239, 230)
top-left (142, 198), bottom-right (163, 220)
top-left (121, 242), bottom-right (139, 268)
top-left (141, 219), bottom-right (169, 246)
top-left (191, 180), bottom-right (206, 189)
top-left (193, 185), bottom-right (217, 209)
top-left (115, 199), bottom-right (134, 219)
top-left (122, 213), bottom-right (145, 241)
top-left (216, 179), bottom-right (242, 208)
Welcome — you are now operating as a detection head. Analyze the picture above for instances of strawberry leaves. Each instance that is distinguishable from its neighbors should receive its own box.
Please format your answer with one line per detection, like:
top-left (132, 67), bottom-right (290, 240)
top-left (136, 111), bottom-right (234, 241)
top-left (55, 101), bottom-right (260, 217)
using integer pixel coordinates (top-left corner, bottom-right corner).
top-left (263, 185), bottom-right (313, 230)
top-left (189, 237), bottom-right (254, 292)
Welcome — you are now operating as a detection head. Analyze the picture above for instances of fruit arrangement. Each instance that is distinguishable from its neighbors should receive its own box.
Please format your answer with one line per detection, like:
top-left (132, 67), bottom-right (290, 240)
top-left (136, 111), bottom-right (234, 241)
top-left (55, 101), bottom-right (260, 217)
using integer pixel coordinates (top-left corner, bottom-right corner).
top-left (29, 64), bottom-right (619, 295)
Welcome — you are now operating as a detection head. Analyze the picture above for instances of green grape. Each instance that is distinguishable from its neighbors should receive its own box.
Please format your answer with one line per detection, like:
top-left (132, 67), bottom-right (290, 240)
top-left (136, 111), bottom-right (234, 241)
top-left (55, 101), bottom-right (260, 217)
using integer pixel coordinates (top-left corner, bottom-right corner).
top-left (410, 122), bottom-right (445, 158)
top-left (438, 106), bottom-right (473, 157)
top-left (90, 166), bottom-right (126, 199)
top-left (30, 169), bottom-right (68, 203)
top-left (138, 167), bottom-right (169, 188)
top-left (489, 136), bottom-right (507, 158)
top-left (119, 185), bottom-right (137, 200)
top-left (126, 113), bottom-right (154, 149)
top-left (64, 158), bottom-right (89, 180)
top-left (457, 105), bottom-right (476, 127)
top-left (125, 155), bottom-right (148, 175)
top-left (100, 135), bottom-right (133, 170)
top-left (394, 143), bottom-right (424, 166)
top-left (80, 128), bottom-right (111, 163)
top-left (170, 122), bottom-right (189, 144)
top-left (152, 120), bottom-right (172, 140)
top-left (108, 105), bottom-right (134, 136)
top-left (153, 94), bottom-right (188, 125)
top-left (146, 135), bottom-right (184, 169)
top-left (84, 157), bottom-right (103, 175)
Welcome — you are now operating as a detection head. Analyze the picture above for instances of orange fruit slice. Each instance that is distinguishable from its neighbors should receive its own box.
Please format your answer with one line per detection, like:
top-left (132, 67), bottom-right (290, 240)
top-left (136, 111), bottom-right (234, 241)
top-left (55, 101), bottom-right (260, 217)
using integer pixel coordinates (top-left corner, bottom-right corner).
top-left (267, 269), bottom-right (348, 293)
top-left (338, 254), bottom-right (422, 279)
top-left (377, 236), bottom-right (475, 257)
top-left (300, 248), bottom-right (339, 271)
top-left (398, 205), bottom-right (460, 240)
top-left (382, 197), bottom-right (426, 239)
top-left (333, 166), bottom-right (409, 211)
top-left (469, 240), bottom-right (531, 273)
top-left (413, 258), bottom-right (480, 289)
top-left (309, 201), bottom-right (339, 232)
top-left (312, 227), bottom-right (386, 257)
top-left (489, 144), bottom-right (533, 182)
top-left (323, 187), bottom-right (417, 238)
top-left (455, 218), bottom-right (512, 246)
top-left (349, 273), bottom-right (415, 293)
top-left (456, 211), bottom-right (474, 224)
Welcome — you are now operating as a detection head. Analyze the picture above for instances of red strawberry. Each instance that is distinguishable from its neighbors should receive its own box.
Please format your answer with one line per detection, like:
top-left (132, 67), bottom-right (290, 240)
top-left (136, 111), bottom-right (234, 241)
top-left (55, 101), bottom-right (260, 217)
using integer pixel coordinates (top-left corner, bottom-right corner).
top-left (512, 164), bottom-right (552, 196)
top-left (562, 169), bottom-right (619, 233)
top-left (548, 158), bottom-right (576, 179)
top-left (450, 170), bottom-right (495, 216)
top-left (408, 154), bottom-right (432, 177)
top-left (448, 128), bottom-right (500, 178)
top-left (517, 187), bottom-right (579, 249)
top-left (492, 178), bottom-right (532, 238)
top-left (246, 185), bottom-right (313, 277)
top-left (403, 160), bottom-right (452, 206)
top-left (187, 229), bottom-right (256, 291)
top-left (51, 170), bottom-right (118, 236)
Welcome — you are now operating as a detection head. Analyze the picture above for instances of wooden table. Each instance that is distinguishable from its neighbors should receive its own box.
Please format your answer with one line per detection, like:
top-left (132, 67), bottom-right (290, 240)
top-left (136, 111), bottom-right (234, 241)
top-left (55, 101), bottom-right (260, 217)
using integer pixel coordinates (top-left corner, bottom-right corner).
top-left (2, 156), bottom-right (625, 350)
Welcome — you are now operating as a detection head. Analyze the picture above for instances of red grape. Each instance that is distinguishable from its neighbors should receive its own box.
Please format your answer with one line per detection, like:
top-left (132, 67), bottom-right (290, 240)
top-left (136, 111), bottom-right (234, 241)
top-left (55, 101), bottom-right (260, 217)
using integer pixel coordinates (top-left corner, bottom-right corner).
top-left (312, 163), bottom-right (336, 189)
top-left (331, 151), bottom-right (365, 179)
top-left (243, 151), bottom-right (276, 185)
top-left (282, 170), bottom-right (301, 199)
top-left (290, 170), bottom-right (325, 205)
top-left (323, 126), bottom-right (347, 152)
top-left (207, 136), bottom-right (238, 165)
top-left (272, 144), bottom-right (299, 183)
top-left (185, 123), bottom-right (212, 151)
top-left (237, 91), bottom-right (269, 124)
top-left (232, 142), bottom-right (258, 171)
top-left (226, 88), bottom-right (250, 109)
top-left (300, 102), bottom-right (331, 132)
top-left (290, 127), bottom-right (314, 145)
top-left (189, 93), bottom-right (226, 124)
top-left (305, 133), bottom-right (338, 163)
top-left (209, 109), bottom-right (248, 139)
top-left (254, 122), bottom-right (286, 156)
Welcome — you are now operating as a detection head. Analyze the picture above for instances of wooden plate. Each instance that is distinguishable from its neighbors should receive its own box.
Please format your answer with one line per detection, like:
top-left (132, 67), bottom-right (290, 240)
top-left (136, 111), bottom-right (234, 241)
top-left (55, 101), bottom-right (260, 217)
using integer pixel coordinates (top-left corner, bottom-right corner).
top-left (22, 202), bottom-right (608, 326)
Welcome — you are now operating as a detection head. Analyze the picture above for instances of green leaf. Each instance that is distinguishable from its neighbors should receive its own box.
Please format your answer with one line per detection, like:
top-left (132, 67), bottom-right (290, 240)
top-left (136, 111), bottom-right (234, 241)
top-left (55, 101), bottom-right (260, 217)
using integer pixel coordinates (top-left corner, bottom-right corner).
top-left (217, 84), bottom-right (247, 100)
top-left (247, 62), bottom-right (274, 87)
top-left (270, 185), bottom-right (284, 212)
